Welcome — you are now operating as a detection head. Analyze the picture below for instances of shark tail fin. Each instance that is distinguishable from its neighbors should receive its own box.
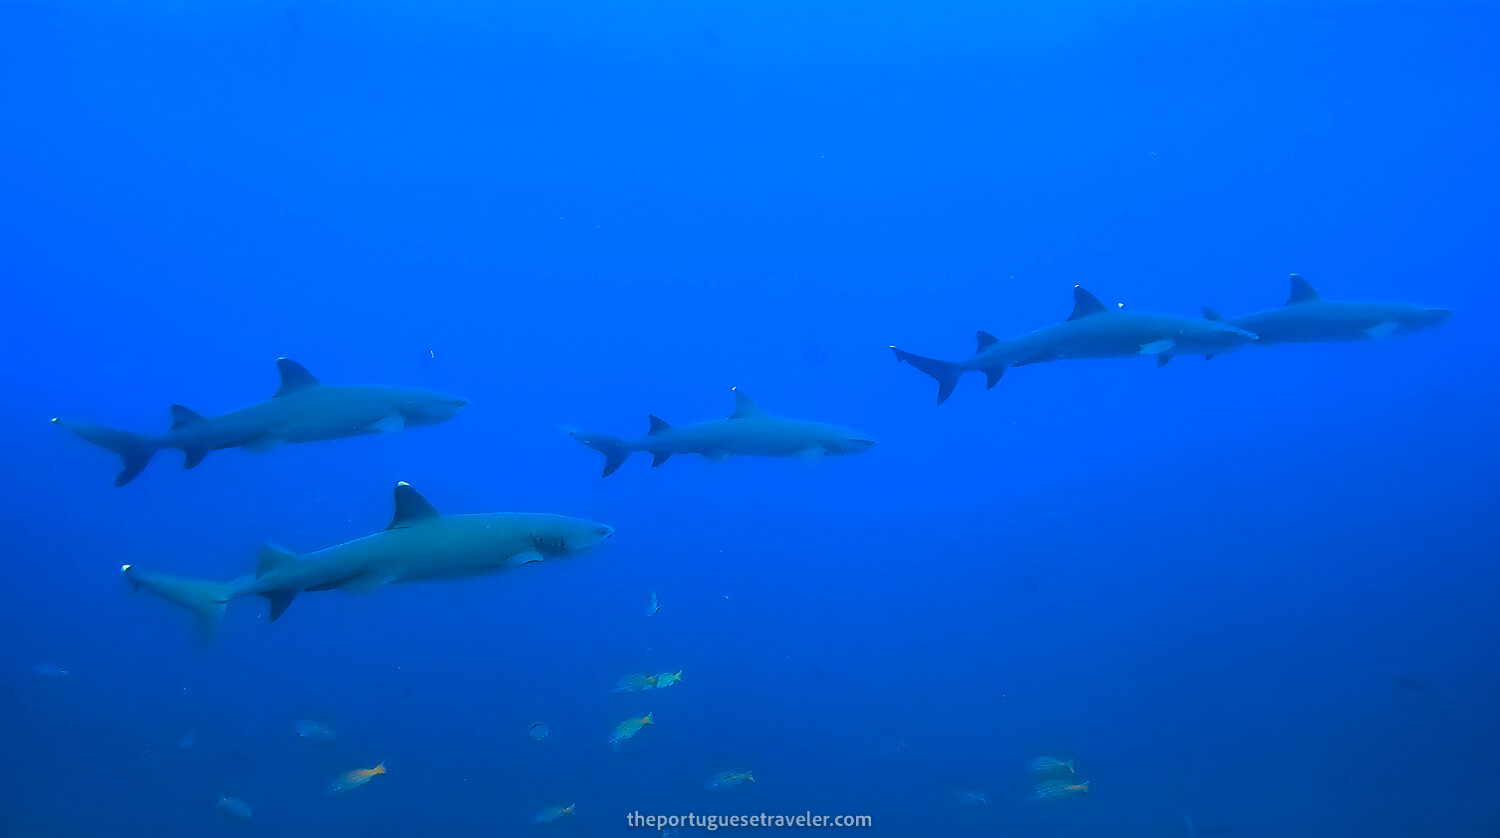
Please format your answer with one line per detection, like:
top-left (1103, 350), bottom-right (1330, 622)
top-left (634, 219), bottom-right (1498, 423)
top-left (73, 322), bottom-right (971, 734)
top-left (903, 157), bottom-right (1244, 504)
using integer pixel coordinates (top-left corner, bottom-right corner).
top-left (890, 347), bottom-right (965, 404)
top-left (52, 418), bottom-right (157, 486)
top-left (568, 431), bottom-right (633, 477)
top-left (121, 564), bottom-right (234, 638)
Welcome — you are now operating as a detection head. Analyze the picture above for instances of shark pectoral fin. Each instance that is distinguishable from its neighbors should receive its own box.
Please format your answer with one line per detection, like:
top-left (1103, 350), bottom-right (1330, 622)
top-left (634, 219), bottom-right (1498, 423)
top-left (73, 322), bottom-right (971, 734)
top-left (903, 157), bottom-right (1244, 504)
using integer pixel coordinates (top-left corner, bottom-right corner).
top-left (1139, 339), bottom-right (1176, 356)
top-left (261, 588), bottom-right (298, 622)
top-left (1204, 353), bottom-right (1217, 361)
top-left (651, 451), bottom-right (672, 467)
top-left (182, 447), bottom-right (209, 469)
top-left (1365, 321), bottom-right (1400, 339)
top-left (505, 550), bottom-right (545, 567)
top-left (1155, 353), bottom-right (1174, 368)
top-left (241, 435), bottom-right (285, 455)
top-left (367, 415), bottom-right (406, 434)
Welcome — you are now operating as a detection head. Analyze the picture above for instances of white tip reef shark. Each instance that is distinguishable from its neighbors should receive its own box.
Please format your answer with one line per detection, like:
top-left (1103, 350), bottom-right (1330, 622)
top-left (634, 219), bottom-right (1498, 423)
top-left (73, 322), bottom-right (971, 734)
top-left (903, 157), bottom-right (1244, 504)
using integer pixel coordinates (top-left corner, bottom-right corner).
top-left (570, 389), bottom-right (876, 477)
top-left (890, 285), bottom-right (1260, 403)
top-left (121, 482), bottom-right (614, 636)
top-left (54, 358), bottom-right (468, 485)
top-left (1204, 274), bottom-right (1451, 346)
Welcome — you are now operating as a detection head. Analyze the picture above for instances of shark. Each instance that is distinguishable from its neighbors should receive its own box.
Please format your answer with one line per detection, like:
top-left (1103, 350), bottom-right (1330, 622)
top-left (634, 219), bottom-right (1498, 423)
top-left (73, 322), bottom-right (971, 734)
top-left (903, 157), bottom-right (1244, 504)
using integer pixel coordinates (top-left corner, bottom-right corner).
top-left (569, 388), bottom-right (876, 477)
top-left (54, 358), bottom-right (468, 485)
top-left (121, 482), bottom-right (614, 635)
top-left (890, 285), bottom-right (1260, 403)
top-left (1204, 274), bottom-right (1452, 346)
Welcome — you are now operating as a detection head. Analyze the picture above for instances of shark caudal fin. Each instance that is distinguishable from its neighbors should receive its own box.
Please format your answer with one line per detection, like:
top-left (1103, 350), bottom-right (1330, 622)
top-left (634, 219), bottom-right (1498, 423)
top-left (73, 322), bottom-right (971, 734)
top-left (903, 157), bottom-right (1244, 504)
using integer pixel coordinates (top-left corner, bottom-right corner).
top-left (890, 347), bottom-right (965, 404)
top-left (52, 418), bottom-right (158, 486)
top-left (569, 431), bottom-right (633, 477)
top-left (121, 565), bottom-right (237, 638)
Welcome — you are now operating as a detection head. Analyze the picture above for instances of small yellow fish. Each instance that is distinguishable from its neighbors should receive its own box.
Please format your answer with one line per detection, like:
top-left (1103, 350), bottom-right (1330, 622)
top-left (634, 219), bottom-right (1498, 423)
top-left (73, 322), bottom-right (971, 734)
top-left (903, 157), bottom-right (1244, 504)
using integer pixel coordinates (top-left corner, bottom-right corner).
top-left (530, 803), bottom-right (576, 823)
top-left (611, 674), bottom-right (659, 694)
top-left (609, 712), bottom-right (654, 748)
top-left (706, 770), bottom-right (755, 790)
top-left (653, 670), bottom-right (684, 689)
top-left (326, 762), bottom-right (386, 795)
top-left (1031, 779), bottom-right (1089, 800)
top-left (1028, 756), bottom-right (1076, 775)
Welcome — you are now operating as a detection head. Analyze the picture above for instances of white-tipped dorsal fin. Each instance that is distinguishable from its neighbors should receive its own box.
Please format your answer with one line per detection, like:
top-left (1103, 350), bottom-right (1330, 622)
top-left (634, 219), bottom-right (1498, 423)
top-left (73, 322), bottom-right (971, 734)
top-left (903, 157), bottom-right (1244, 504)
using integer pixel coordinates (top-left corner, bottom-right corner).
top-left (1285, 274), bottom-right (1321, 305)
top-left (1067, 286), bottom-right (1110, 321)
top-left (388, 481), bottom-right (440, 529)
top-left (256, 543), bottom-right (299, 578)
top-left (170, 404), bottom-right (205, 429)
top-left (729, 387), bottom-right (764, 419)
top-left (273, 358), bottom-right (321, 397)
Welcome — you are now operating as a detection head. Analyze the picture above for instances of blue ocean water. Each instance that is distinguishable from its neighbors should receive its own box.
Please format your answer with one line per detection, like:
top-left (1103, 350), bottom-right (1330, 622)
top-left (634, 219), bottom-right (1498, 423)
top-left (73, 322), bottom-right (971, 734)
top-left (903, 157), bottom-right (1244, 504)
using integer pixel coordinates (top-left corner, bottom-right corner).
top-left (2, 1), bottom-right (1497, 835)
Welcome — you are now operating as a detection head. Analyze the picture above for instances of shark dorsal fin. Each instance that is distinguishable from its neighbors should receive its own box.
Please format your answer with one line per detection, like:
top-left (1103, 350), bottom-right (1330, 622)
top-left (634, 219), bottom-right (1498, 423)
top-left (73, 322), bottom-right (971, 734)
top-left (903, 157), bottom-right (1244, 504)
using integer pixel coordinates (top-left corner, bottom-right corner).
top-left (647, 415), bottom-right (672, 435)
top-left (388, 481), bottom-right (440, 529)
top-left (975, 331), bottom-right (999, 352)
top-left (170, 404), bottom-right (204, 429)
top-left (256, 543), bottom-right (299, 578)
top-left (274, 358), bottom-right (321, 397)
top-left (1201, 305), bottom-right (1222, 321)
top-left (729, 388), bottom-right (764, 419)
top-left (1067, 286), bottom-right (1110, 321)
top-left (1286, 274), bottom-right (1320, 305)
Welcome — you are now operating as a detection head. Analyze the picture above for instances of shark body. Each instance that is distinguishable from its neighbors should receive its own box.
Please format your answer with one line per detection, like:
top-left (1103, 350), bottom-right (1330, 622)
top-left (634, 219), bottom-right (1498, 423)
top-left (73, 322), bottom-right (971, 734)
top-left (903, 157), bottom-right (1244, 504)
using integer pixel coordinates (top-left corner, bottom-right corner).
top-left (54, 358), bottom-right (467, 485)
top-left (122, 482), bottom-right (614, 635)
top-left (891, 286), bottom-right (1260, 403)
top-left (570, 389), bottom-right (876, 477)
top-left (1207, 274), bottom-right (1452, 345)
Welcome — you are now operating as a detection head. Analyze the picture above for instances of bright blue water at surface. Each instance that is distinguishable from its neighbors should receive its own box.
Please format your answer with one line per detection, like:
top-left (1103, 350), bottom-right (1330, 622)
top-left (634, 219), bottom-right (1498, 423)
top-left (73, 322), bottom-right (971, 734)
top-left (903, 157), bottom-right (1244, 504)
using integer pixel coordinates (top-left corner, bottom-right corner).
top-left (2, 2), bottom-right (1497, 836)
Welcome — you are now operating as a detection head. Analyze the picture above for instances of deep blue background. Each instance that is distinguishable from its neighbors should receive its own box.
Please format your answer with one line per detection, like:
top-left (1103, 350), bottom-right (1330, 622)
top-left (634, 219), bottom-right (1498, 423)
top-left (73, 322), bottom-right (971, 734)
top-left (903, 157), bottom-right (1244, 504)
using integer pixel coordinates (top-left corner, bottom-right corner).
top-left (2, 1), bottom-right (1497, 835)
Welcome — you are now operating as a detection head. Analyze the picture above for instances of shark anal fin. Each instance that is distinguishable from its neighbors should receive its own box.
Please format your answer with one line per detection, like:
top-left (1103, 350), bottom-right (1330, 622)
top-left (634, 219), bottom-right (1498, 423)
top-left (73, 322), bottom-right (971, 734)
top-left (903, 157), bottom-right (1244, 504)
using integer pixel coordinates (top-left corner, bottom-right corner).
top-left (170, 404), bottom-right (205, 429)
top-left (182, 448), bottom-right (208, 469)
top-left (388, 482), bottom-right (441, 529)
top-left (273, 358), bottom-right (321, 397)
top-left (647, 415), bottom-right (672, 435)
top-left (262, 588), bottom-right (298, 622)
top-left (304, 577), bottom-right (359, 592)
top-left (342, 573), bottom-right (396, 592)
top-left (1012, 353), bottom-right (1060, 367)
top-left (729, 388), bottom-right (765, 419)
top-left (983, 367), bottom-right (1005, 388)
top-left (651, 451), bottom-right (672, 467)
top-left (241, 435), bottom-right (284, 455)
top-left (1067, 286), bottom-right (1110, 321)
top-left (1285, 273), bottom-right (1321, 305)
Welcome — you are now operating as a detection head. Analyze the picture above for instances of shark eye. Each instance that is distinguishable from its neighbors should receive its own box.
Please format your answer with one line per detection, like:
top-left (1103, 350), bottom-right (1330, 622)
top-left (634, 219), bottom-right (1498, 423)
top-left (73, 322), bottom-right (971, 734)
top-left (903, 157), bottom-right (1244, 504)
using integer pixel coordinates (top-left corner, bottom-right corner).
top-left (531, 534), bottom-right (566, 554)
